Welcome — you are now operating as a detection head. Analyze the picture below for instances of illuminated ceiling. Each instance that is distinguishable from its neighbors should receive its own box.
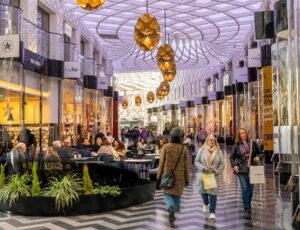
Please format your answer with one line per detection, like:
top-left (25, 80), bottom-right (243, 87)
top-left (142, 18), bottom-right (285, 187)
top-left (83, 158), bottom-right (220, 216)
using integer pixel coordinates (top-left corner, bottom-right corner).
top-left (62, 0), bottom-right (265, 72)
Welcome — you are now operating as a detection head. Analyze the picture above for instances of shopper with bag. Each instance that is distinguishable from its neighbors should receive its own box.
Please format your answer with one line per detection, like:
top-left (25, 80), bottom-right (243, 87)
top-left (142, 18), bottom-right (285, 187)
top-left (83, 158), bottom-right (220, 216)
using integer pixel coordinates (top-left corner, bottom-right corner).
top-left (230, 128), bottom-right (264, 220)
top-left (194, 134), bottom-right (224, 221)
top-left (157, 127), bottom-right (189, 228)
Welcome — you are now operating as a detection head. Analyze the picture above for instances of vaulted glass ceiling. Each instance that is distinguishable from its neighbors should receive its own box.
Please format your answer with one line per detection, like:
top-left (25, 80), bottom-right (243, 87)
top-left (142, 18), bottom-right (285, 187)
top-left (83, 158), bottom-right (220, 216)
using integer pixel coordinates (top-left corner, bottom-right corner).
top-left (62, 0), bottom-right (264, 72)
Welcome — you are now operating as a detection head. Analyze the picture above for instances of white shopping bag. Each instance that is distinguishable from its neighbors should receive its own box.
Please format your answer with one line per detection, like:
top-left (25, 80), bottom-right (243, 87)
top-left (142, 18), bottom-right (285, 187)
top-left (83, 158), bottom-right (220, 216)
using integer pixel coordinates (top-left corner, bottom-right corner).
top-left (249, 165), bottom-right (265, 184)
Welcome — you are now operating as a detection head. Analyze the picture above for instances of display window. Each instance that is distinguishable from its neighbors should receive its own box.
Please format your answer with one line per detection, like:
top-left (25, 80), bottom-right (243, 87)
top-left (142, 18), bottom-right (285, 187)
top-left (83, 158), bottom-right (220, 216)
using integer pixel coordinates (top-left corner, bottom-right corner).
top-left (83, 88), bottom-right (97, 144)
top-left (224, 96), bottom-right (233, 137)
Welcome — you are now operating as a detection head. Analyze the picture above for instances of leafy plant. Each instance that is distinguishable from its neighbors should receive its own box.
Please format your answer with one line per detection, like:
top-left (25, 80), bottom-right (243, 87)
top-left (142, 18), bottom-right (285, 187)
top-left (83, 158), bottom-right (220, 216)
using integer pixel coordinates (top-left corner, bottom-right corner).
top-left (31, 161), bottom-right (41, 196)
top-left (92, 185), bottom-right (121, 197)
top-left (42, 174), bottom-right (82, 212)
top-left (0, 163), bottom-right (6, 189)
top-left (0, 173), bottom-right (31, 206)
top-left (146, 122), bottom-right (157, 132)
top-left (83, 164), bottom-right (93, 195)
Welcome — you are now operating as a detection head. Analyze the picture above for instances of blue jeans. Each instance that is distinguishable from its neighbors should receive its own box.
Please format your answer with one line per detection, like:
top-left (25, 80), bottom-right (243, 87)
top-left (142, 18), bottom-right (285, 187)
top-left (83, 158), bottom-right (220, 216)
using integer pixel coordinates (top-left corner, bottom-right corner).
top-left (237, 174), bottom-right (254, 209)
top-left (201, 193), bottom-right (217, 213)
top-left (164, 194), bottom-right (181, 212)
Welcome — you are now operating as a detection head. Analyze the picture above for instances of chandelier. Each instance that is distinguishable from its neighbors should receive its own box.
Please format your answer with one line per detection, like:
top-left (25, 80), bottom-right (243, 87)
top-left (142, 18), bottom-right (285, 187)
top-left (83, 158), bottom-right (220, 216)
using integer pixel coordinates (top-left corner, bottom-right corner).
top-left (76, 0), bottom-right (106, 11)
top-left (122, 99), bottom-right (128, 109)
top-left (134, 12), bottom-right (160, 51)
top-left (157, 44), bottom-right (175, 71)
top-left (147, 91), bottom-right (155, 103)
top-left (135, 95), bottom-right (142, 106)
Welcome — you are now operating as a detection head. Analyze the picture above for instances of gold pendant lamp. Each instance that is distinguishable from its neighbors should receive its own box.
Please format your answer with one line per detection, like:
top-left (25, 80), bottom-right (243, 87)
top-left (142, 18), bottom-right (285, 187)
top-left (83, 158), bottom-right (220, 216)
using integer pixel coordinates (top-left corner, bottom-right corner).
top-left (135, 95), bottom-right (142, 106)
top-left (76, 0), bottom-right (106, 11)
top-left (122, 99), bottom-right (128, 109)
top-left (134, 0), bottom-right (160, 51)
top-left (160, 80), bottom-right (170, 97)
top-left (147, 91), bottom-right (155, 104)
top-left (162, 71), bottom-right (176, 82)
top-left (156, 86), bottom-right (165, 100)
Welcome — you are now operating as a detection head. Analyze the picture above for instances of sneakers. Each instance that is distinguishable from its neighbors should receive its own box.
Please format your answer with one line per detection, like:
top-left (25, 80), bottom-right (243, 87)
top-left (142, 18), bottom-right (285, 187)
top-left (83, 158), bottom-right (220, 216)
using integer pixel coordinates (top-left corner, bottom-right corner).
top-left (209, 213), bottom-right (216, 221)
top-left (202, 205), bottom-right (208, 213)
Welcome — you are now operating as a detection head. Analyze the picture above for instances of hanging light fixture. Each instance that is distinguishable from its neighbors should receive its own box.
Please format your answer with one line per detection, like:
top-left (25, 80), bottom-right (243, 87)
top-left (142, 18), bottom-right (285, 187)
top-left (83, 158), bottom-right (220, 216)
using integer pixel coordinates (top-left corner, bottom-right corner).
top-left (160, 80), bottom-right (170, 96)
top-left (122, 99), bottom-right (128, 109)
top-left (76, 0), bottom-right (106, 11)
top-left (147, 91), bottom-right (155, 103)
top-left (134, 0), bottom-right (160, 51)
top-left (157, 10), bottom-right (175, 71)
top-left (156, 87), bottom-right (165, 100)
top-left (135, 95), bottom-right (142, 106)
top-left (162, 71), bottom-right (176, 82)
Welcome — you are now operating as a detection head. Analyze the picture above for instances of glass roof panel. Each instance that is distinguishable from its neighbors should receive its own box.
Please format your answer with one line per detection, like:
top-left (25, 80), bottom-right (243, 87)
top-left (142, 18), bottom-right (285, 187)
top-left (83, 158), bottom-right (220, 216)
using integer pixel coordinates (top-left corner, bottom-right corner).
top-left (62, 0), bottom-right (264, 72)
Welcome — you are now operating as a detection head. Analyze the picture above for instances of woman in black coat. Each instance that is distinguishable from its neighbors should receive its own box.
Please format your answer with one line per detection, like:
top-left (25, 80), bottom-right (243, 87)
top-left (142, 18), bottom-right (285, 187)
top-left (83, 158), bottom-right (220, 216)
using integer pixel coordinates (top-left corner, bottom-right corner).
top-left (230, 128), bottom-right (264, 220)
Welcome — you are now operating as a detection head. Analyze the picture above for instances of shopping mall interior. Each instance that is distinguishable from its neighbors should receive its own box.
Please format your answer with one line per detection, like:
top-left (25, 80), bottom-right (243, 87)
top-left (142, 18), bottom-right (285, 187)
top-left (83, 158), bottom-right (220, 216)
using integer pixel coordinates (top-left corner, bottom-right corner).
top-left (0, 0), bottom-right (299, 229)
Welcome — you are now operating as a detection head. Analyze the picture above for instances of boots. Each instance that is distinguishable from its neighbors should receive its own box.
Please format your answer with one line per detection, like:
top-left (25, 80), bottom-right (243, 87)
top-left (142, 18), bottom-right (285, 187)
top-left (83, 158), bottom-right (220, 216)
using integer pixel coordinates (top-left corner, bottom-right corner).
top-left (168, 211), bottom-right (176, 227)
top-left (244, 208), bottom-right (252, 220)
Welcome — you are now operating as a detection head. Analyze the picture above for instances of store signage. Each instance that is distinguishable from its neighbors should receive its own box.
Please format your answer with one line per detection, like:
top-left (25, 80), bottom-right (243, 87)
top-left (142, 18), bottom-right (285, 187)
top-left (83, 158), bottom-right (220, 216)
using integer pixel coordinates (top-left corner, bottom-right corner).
top-left (64, 62), bottom-right (81, 79)
top-left (0, 34), bottom-right (20, 58)
top-left (179, 101), bottom-right (187, 108)
top-left (64, 22), bottom-right (72, 38)
top-left (97, 77), bottom-right (108, 90)
top-left (165, 104), bottom-right (171, 110)
top-left (118, 95), bottom-right (123, 103)
top-left (194, 96), bottom-right (202, 105)
top-left (262, 65), bottom-right (273, 151)
top-left (208, 92), bottom-right (216, 101)
top-left (248, 48), bottom-right (262, 67)
top-left (235, 67), bottom-right (248, 82)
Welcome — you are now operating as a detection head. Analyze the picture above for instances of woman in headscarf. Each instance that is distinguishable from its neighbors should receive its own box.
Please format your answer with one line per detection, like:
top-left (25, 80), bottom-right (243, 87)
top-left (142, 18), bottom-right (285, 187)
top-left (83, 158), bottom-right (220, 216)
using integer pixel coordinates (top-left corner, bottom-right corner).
top-left (157, 127), bottom-right (189, 228)
top-left (194, 134), bottom-right (224, 221)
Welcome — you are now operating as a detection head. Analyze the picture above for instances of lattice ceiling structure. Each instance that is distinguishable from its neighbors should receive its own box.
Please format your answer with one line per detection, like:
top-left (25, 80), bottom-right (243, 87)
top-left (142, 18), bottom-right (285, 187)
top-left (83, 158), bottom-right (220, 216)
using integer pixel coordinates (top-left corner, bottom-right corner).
top-left (62, 0), bottom-right (264, 72)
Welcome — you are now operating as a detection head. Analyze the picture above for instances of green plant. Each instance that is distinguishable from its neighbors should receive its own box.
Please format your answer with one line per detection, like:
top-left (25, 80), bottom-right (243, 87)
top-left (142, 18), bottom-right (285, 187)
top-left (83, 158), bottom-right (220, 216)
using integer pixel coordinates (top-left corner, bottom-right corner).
top-left (0, 173), bottom-right (31, 206)
top-left (83, 164), bottom-right (93, 195)
top-left (0, 163), bottom-right (7, 189)
top-left (31, 161), bottom-right (41, 196)
top-left (42, 174), bottom-right (82, 212)
top-left (92, 185), bottom-right (121, 197)
top-left (146, 122), bottom-right (157, 132)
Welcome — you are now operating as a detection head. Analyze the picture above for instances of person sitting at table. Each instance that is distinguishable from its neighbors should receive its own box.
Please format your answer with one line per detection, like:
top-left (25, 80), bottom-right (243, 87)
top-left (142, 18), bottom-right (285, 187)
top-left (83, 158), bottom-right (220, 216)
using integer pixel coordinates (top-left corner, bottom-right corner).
top-left (137, 137), bottom-right (147, 156)
top-left (113, 139), bottom-right (126, 160)
top-left (57, 139), bottom-right (75, 163)
top-left (92, 137), bottom-right (102, 153)
top-left (44, 146), bottom-right (61, 162)
top-left (0, 142), bottom-right (26, 175)
top-left (97, 137), bottom-right (115, 163)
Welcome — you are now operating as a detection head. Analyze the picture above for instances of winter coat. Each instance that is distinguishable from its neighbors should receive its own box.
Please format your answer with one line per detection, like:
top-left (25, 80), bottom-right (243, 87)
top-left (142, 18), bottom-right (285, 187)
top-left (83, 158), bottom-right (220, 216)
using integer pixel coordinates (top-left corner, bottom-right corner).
top-left (157, 143), bottom-right (189, 196)
top-left (230, 141), bottom-right (264, 170)
top-left (194, 147), bottom-right (224, 195)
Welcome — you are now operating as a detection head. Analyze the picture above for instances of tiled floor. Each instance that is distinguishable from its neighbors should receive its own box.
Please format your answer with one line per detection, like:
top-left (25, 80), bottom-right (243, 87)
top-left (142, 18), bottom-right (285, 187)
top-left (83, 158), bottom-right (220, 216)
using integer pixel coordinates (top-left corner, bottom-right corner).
top-left (0, 146), bottom-right (295, 230)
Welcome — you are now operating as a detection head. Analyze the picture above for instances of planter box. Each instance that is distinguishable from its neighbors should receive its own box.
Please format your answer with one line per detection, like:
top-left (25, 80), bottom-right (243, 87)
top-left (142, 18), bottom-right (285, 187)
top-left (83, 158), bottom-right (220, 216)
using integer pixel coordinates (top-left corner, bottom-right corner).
top-left (0, 180), bottom-right (156, 216)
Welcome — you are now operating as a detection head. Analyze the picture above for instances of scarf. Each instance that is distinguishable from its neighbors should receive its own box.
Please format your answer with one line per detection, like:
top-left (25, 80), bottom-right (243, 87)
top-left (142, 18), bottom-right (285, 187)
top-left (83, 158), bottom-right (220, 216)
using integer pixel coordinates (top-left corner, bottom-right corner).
top-left (204, 145), bottom-right (218, 169)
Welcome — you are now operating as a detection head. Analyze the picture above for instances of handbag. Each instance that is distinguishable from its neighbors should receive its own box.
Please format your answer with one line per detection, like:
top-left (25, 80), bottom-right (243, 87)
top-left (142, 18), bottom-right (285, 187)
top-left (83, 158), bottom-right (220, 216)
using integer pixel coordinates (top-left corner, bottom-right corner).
top-left (203, 173), bottom-right (217, 190)
top-left (249, 164), bottom-right (265, 184)
top-left (160, 146), bottom-right (184, 189)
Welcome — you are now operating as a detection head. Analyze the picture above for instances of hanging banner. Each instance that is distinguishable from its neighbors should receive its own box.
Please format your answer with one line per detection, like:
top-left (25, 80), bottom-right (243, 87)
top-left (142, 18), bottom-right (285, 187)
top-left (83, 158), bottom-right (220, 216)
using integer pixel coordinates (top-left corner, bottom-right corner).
top-left (0, 34), bottom-right (20, 58)
top-left (263, 65), bottom-right (273, 151)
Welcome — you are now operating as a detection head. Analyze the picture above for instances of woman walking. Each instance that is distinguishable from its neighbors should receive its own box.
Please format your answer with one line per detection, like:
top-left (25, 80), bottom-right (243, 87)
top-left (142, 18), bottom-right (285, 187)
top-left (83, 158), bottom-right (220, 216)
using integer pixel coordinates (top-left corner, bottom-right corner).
top-left (230, 128), bottom-right (264, 219)
top-left (157, 127), bottom-right (189, 228)
top-left (194, 134), bottom-right (224, 221)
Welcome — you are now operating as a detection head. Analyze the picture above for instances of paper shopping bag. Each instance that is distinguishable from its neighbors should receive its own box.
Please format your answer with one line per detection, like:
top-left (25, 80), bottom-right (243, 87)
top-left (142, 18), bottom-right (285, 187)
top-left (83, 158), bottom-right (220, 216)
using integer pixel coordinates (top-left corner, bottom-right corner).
top-left (249, 165), bottom-right (265, 184)
top-left (203, 173), bottom-right (217, 190)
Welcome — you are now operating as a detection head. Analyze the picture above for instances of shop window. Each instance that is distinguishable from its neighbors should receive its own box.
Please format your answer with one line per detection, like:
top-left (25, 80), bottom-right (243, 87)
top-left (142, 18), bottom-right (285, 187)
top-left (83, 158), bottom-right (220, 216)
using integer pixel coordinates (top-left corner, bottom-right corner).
top-left (64, 34), bottom-right (71, 61)
top-left (81, 40), bottom-right (84, 56)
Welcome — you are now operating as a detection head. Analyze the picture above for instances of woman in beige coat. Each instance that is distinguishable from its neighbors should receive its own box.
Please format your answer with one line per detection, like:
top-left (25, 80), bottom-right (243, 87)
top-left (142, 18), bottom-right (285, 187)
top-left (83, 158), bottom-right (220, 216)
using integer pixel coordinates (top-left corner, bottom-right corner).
top-left (157, 127), bottom-right (189, 228)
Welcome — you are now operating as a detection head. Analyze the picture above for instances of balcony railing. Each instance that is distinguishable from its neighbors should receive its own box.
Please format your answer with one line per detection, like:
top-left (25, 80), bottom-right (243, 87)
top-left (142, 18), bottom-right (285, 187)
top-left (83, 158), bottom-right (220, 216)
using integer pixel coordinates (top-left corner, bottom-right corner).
top-left (64, 42), bottom-right (77, 62)
top-left (0, 3), bottom-right (21, 35)
top-left (22, 18), bottom-right (63, 60)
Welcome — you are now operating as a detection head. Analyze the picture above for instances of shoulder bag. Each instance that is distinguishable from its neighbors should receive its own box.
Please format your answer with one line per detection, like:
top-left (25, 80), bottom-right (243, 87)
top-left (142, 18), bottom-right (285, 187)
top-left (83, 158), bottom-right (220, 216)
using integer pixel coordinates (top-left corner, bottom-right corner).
top-left (160, 146), bottom-right (184, 189)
